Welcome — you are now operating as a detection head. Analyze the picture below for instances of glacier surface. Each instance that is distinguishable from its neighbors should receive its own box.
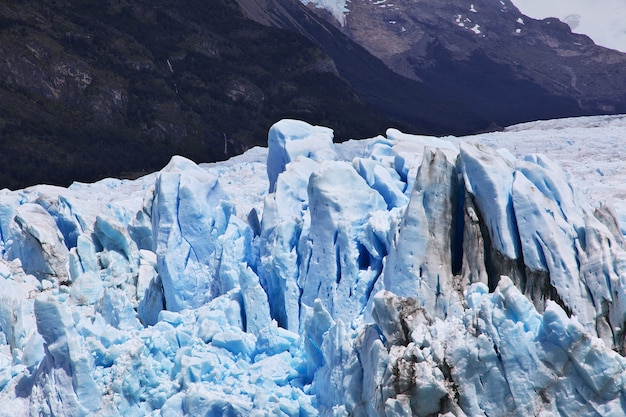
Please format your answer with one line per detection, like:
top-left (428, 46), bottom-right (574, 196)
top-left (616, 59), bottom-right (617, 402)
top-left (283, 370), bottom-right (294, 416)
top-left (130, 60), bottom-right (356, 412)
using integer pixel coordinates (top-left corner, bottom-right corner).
top-left (1, 116), bottom-right (626, 415)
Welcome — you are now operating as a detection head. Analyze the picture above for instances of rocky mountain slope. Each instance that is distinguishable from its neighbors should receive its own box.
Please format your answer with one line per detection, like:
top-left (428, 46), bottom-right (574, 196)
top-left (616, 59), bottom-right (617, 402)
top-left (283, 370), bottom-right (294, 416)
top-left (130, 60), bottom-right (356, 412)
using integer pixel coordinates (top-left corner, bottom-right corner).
top-left (236, 0), bottom-right (490, 132)
top-left (0, 0), bottom-right (399, 190)
top-left (3, 0), bottom-right (626, 190)
top-left (249, 0), bottom-right (626, 126)
top-left (511, 0), bottom-right (626, 52)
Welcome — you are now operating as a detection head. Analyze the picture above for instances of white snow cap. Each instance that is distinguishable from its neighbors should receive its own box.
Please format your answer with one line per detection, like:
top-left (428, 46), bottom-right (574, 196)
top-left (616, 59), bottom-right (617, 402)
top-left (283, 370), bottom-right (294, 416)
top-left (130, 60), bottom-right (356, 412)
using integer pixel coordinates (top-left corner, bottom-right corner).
top-left (300, 0), bottom-right (349, 26)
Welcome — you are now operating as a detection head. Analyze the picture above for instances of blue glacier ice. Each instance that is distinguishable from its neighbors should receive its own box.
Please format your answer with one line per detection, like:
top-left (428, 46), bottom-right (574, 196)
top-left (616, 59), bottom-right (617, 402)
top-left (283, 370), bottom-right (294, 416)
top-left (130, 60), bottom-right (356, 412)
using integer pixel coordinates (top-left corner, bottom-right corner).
top-left (1, 117), bottom-right (626, 415)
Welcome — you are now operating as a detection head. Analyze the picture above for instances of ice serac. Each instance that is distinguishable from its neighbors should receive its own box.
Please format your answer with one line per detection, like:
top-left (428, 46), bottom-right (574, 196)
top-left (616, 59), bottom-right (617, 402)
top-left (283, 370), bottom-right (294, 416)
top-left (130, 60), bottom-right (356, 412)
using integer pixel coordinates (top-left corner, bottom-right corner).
top-left (266, 119), bottom-right (337, 193)
top-left (7, 203), bottom-right (69, 284)
top-left (0, 259), bottom-right (44, 376)
top-left (259, 157), bottom-right (319, 331)
top-left (353, 157), bottom-right (408, 209)
top-left (449, 278), bottom-right (626, 416)
top-left (30, 297), bottom-right (100, 416)
top-left (261, 120), bottom-right (390, 331)
top-left (337, 278), bottom-right (626, 417)
top-left (460, 143), bottom-right (521, 282)
top-left (384, 148), bottom-right (463, 318)
top-left (460, 144), bottom-right (626, 351)
top-left (300, 161), bottom-right (387, 324)
top-left (151, 156), bottom-right (231, 311)
top-left (1, 118), bottom-right (626, 416)
top-left (511, 168), bottom-right (588, 315)
top-left (508, 153), bottom-right (626, 347)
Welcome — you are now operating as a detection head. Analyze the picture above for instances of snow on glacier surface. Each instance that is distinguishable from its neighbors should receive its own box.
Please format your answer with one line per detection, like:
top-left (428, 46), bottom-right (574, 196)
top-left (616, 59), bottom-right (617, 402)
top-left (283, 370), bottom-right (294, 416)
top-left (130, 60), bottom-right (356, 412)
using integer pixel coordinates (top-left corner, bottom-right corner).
top-left (1, 116), bottom-right (626, 415)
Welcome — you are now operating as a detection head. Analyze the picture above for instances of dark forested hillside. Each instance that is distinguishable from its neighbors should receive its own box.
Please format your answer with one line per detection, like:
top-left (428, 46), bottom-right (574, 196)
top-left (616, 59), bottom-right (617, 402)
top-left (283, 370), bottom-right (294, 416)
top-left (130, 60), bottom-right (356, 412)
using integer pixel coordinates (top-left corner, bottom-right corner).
top-left (0, 0), bottom-right (401, 189)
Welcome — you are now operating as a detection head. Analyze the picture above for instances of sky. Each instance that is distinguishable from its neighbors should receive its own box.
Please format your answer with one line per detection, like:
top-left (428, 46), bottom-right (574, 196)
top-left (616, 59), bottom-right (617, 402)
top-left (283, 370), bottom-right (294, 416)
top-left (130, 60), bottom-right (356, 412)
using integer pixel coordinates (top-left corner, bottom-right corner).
top-left (511, 0), bottom-right (626, 52)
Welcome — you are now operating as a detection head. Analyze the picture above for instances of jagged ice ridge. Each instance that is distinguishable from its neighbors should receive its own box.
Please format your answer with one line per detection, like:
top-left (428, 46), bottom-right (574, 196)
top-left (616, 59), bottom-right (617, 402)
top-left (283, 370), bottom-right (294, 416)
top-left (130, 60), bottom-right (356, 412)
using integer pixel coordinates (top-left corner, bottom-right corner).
top-left (1, 117), bottom-right (626, 415)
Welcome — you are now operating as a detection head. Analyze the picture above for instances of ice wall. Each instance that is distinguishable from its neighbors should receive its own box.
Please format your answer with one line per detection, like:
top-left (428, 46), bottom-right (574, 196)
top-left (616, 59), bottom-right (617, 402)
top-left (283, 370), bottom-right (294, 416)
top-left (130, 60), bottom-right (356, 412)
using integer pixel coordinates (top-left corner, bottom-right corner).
top-left (0, 119), bottom-right (625, 416)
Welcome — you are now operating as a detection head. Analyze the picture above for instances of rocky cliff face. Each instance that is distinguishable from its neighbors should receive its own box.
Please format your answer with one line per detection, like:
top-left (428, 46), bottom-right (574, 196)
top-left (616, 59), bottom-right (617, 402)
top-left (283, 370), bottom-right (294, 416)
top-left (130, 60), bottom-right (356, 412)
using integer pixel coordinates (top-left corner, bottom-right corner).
top-left (342, 0), bottom-right (626, 114)
top-left (252, 0), bottom-right (626, 126)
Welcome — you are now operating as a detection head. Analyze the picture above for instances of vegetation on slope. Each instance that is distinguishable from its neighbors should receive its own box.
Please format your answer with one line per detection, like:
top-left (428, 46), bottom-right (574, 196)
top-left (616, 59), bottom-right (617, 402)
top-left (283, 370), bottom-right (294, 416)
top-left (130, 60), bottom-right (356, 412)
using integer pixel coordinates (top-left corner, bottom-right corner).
top-left (0, 0), bottom-right (396, 189)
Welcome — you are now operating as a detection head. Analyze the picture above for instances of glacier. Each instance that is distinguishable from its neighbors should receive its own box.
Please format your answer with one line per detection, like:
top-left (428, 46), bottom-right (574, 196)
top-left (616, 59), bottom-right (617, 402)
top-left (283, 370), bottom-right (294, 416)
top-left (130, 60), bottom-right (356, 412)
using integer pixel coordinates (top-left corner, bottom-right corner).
top-left (1, 116), bottom-right (626, 415)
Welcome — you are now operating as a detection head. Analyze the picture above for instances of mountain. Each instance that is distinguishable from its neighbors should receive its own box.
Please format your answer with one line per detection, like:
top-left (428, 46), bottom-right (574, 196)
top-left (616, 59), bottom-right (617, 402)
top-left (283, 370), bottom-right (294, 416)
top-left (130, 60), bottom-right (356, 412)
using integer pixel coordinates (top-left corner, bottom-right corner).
top-left (511, 0), bottom-right (626, 52)
top-left (258, 0), bottom-right (626, 126)
top-left (1, 115), bottom-right (626, 415)
top-left (0, 0), bottom-right (400, 190)
top-left (235, 0), bottom-right (490, 133)
top-left (4, 0), bottom-right (626, 192)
